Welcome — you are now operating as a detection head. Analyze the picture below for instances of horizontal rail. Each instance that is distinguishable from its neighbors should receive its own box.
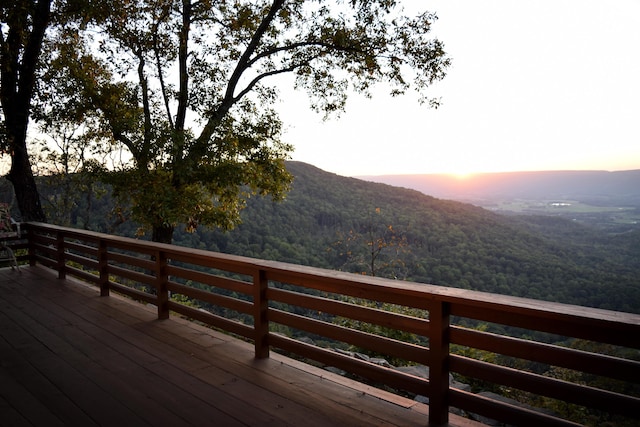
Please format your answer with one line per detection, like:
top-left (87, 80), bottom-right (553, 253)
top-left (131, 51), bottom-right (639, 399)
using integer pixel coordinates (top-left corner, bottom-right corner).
top-left (107, 250), bottom-right (156, 271)
top-left (450, 326), bottom-right (640, 382)
top-left (166, 264), bottom-right (253, 295)
top-left (167, 281), bottom-right (254, 315)
top-left (66, 264), bottom-right (99, 284)
top-left (24, 222), bottom-right (640, 427)
top-left (268, 333), bottom-right (430, 396)
top-left (165, 300), bottom-right (254, 339)
top-left (269, 308), bottom-right (430, 365)
top-left (448, 389), bottom-right (582, 427)
top-left (450, 355), bottom-right (640, 416)
top-left (64, 240), bottom-right (98, 257)
top-left (450, 300), bottom-right (639, 349)
top-left (267, 287), bottom-right (430, 335)
top-left (108, 281), bottom-right (155, 303)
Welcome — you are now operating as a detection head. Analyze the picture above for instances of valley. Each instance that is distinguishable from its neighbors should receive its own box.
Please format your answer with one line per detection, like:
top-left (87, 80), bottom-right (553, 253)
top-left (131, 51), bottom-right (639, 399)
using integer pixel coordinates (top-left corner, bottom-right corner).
top-left (359, 169), bottom-right (640, 232)
top-left (28, 162), bottom-right (640, 314)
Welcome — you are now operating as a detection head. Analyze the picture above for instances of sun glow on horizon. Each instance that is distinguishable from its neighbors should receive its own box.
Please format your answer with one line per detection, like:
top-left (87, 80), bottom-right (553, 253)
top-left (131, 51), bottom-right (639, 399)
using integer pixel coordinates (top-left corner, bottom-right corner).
top-left (444, 171), bottom-right (474, 180)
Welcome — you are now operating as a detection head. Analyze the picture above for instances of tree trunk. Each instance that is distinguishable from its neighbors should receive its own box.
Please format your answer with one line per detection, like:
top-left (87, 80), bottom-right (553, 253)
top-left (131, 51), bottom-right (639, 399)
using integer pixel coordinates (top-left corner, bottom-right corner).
top-left (3, 101), bottom-right (47, 222)
top-left (1, 0), bottom-right (51, 223)
top-left (152, 223), bottom-right (175, 244)
top-left (7, 141), bottom-right (46, 222)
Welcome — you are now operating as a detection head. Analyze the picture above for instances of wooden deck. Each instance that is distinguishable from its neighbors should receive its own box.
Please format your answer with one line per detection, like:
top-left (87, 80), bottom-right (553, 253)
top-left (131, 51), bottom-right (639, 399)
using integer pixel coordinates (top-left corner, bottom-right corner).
top-left (0, 266), bottom-right (480, 427)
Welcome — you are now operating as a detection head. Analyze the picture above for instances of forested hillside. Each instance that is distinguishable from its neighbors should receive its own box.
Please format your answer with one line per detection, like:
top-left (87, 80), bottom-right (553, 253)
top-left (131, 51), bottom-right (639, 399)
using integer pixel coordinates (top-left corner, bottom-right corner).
top-left (26, 161), bottom-right (640, 314)
top-left (174, 162), bottom-right (640, 314)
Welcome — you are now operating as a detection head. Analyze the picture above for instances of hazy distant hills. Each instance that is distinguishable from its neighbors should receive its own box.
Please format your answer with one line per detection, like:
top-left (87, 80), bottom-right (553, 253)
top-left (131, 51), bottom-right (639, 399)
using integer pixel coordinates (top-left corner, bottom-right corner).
top-left (358, 170), bottom-right (640, 206)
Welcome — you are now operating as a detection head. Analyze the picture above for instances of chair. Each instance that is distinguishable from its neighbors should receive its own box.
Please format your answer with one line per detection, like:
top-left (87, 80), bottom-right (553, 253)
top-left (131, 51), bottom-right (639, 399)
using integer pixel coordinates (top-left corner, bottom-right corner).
top-left (0, 203), bottom-right (20, 271)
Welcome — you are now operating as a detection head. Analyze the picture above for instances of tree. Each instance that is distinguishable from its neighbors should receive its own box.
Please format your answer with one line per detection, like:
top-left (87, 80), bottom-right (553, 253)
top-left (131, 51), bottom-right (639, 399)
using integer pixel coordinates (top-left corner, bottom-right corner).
top-left (30, 23), bottom-right (125, 229)
top-left (59, 0), bottom-right (450, 243)
top-left (0, 0), bottom-right (51, 221)
top-left (332, 207), bottom-right (411, 278)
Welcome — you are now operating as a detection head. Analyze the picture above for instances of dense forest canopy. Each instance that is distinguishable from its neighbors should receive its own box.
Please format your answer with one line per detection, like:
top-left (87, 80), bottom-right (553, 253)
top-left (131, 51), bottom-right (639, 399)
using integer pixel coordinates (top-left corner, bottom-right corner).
top-left (26, 161), bottom-right (640, 314)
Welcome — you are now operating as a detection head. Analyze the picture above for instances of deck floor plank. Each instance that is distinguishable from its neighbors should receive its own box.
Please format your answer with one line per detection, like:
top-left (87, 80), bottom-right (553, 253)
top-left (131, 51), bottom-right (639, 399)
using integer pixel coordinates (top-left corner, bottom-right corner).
top-left (0, 309), bottom-right (101, 426)
top-left (0, 266), bottom-right (480, 427)
top-left (1, 295), bottom-right (208, 426)
top-left (8, 276), bottom-right (272, 426)
top-left (0, 275), bottom-right (253, 426)
top-left (35, 276), bottom-right (420, 426)
top-left (41, 289), bottom-right (298, 426)
top-left (0, 339), bottom-right (67, 427)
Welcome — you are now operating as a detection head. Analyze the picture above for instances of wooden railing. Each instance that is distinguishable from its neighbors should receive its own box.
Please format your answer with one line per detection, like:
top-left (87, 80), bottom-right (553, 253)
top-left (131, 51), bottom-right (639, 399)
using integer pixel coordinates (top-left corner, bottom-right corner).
top-left (19, 222), bottom-right (640, 427)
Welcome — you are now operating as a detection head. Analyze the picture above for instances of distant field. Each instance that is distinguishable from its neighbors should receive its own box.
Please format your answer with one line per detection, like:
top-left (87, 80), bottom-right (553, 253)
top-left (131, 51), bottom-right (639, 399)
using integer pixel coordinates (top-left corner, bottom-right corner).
top-left (481, 199), bottom-right (640, 230)
top-left (484, 200), bottom-right (633, 213)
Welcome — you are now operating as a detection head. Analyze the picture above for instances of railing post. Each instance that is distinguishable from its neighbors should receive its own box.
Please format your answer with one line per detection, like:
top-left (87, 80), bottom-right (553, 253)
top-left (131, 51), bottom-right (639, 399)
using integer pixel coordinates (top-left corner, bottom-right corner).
top-left (56, 232), bottom-right (66, 279)
top-left (254, 268), bottom-right (269, 359)
top-left (98, 240), bottom-right (109, 297)
top-left (428, 301), bottom-right (451, 426)
top-left (155, 251), bottom-right (169, 320)
top-left (27, 225), bottom-right (36, 267)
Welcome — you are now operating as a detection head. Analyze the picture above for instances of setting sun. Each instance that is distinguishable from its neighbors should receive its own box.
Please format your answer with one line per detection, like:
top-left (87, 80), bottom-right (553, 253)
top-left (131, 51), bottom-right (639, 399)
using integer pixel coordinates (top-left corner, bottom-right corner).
top-left (448, 170), bottom-right (475, 180)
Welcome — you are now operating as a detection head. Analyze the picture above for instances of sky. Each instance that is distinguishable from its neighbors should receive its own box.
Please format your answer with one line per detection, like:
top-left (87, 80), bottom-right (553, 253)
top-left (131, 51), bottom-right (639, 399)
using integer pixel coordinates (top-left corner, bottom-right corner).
top-left (278, 0), bottom-right (640, 177)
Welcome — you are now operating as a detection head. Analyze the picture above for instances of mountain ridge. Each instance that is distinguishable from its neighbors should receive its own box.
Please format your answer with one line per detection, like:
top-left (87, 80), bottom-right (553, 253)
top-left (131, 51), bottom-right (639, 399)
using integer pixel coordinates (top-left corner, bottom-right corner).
top-left (356, 169), bottom-right (640, 205)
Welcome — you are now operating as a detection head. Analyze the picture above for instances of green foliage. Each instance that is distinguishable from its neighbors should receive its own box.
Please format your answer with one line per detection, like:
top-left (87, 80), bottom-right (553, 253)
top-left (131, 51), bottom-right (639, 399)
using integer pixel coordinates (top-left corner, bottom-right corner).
top-left (31, 0), bottom-right (449, 243)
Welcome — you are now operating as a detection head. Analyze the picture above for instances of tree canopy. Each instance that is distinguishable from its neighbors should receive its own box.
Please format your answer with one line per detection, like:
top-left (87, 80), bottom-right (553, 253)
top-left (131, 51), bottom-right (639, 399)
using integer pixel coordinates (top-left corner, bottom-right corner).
top-left (9, 0), bottom-right (450, 242)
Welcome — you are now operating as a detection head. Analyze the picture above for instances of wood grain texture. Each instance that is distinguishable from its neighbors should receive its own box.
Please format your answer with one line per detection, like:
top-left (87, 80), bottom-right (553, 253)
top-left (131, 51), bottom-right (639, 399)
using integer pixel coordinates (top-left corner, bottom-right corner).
top-left (0, 266), bottom-right (479, 427)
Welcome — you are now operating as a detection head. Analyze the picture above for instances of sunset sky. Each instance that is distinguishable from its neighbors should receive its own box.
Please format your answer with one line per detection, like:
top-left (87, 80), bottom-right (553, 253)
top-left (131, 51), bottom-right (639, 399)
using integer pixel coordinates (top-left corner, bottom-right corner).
top-left (279, 0), bottom-right (640, 177)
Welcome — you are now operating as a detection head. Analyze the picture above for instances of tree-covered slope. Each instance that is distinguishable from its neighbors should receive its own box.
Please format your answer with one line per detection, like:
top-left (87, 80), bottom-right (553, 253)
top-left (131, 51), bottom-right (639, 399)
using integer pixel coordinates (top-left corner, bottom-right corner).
top-left (173, 162), bottom-right (640, 313)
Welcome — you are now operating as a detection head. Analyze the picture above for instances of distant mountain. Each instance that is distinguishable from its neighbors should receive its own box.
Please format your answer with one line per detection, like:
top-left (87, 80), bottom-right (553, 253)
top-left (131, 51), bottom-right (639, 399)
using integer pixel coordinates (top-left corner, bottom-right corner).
top-left (357, 170), bottom-right (640, 206)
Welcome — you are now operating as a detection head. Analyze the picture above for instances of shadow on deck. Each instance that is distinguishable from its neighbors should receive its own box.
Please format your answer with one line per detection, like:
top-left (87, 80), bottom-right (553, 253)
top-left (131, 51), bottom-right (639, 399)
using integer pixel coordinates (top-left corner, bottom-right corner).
top-left (0, 266), bottom-right (480, 427)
